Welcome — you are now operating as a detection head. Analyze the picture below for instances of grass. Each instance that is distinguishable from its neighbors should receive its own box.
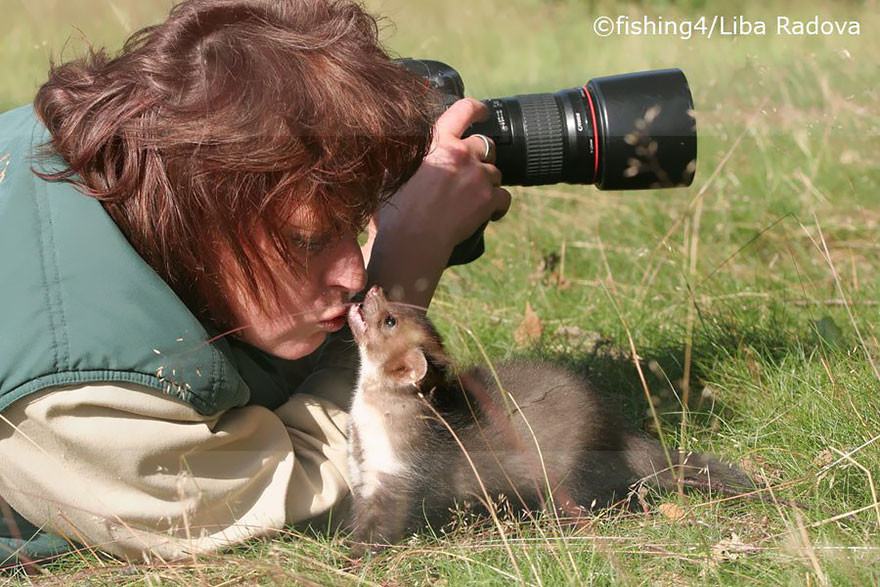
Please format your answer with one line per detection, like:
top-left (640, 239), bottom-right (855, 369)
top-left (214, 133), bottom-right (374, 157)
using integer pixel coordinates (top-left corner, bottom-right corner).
top-left (3, 0), bottom-right (879, 584)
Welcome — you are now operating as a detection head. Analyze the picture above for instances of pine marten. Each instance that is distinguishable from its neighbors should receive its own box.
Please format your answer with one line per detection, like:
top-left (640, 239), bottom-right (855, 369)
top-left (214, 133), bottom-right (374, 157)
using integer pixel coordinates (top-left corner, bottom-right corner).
top-left (346, 285), bottom-right (752, 556)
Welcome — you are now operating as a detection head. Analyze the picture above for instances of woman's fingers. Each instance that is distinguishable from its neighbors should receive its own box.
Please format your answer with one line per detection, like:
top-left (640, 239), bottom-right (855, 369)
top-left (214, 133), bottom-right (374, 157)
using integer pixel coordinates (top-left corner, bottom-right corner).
top-left (490, 187), bottom-right (512, 221)
top-left (464, 134), bottom-right (496, 164)
top-left (483, 162), bottom-right (502, 187)
top-left (435, 98), bottom-right (489, 139)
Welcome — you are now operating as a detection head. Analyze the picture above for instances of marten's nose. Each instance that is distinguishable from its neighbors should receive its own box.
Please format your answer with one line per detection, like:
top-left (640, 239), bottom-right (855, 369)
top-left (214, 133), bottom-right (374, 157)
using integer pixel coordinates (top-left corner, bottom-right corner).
top-left (360, 285), bottom-right (388, 319)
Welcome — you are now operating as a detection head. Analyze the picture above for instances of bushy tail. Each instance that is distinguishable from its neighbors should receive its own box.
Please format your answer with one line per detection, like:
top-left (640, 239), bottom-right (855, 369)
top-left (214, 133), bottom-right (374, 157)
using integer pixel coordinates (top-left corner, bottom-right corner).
top-left (624, 433), bottom-right (754, 493)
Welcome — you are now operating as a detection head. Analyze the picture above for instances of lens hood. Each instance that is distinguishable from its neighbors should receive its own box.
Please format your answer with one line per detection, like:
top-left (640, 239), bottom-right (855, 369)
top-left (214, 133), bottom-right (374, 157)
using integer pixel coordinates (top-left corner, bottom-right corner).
top-left (587, 68), bottom-right (696, 190)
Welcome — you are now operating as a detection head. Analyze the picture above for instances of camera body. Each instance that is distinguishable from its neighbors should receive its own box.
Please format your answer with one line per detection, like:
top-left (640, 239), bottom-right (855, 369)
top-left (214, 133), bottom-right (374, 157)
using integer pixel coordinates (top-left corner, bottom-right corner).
top-left (394, 58), bottom-right (697, 264)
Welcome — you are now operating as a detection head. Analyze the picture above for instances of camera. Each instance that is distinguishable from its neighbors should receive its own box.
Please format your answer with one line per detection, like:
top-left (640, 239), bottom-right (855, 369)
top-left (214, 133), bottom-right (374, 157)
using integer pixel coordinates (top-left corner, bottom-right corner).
top-left (393, 58), bottom-right (697, 265)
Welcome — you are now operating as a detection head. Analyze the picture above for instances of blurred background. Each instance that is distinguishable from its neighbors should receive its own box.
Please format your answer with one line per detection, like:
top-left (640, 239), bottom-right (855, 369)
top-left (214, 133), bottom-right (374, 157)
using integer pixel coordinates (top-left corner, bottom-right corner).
top-left (6, 0), bottom-right (875, 315)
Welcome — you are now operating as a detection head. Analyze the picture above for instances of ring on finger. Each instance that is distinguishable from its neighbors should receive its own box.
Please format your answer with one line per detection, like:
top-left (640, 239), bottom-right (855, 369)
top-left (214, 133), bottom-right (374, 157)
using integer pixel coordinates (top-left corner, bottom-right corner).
top-left (472, 134), bottom-right (493, 163)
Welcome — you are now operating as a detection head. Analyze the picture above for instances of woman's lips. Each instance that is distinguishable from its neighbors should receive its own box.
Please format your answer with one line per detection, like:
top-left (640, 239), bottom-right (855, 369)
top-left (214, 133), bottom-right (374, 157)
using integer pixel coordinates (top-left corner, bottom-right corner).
top-left (317, 308), bottom-right (349, 332)
top-left (317, 316), bottom-right (347, 332)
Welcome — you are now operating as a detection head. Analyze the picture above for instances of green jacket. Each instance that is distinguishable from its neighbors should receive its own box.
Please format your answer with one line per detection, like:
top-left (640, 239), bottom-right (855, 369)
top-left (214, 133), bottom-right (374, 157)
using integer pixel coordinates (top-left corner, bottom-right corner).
top-left (0, 105), bottom-right (328, 562)
top-left (0, 104), bottom-right (308, 416)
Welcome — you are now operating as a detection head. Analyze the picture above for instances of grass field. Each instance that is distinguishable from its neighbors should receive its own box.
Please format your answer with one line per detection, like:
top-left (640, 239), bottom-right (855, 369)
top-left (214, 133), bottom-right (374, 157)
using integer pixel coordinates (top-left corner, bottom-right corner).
top-left (3, 0), bottom-right (879, 584)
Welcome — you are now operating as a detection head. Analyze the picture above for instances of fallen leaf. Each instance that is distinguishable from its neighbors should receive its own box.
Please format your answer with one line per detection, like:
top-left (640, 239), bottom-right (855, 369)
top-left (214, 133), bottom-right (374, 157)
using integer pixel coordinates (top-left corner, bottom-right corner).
top-left (658, 502), bottom-right (687, 521)
top-left (711, 533), bottom-right (759, 562)
top-left (514, 301), bottom-right (543, 347)
top-left (813, 449), bottom-right (834, 467)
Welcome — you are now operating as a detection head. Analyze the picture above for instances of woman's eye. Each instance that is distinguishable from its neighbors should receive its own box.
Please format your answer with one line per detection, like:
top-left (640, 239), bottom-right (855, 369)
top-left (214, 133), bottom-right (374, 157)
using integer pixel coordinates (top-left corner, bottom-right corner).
top-left (384, 315), bottom-right (397, 328)
top-left (290, 237), bottom-right (327, 254)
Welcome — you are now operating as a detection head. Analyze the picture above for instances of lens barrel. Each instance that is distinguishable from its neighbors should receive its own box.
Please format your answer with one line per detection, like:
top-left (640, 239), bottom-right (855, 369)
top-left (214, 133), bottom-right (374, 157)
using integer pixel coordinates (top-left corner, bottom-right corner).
top-left (466, 69), bottom-right (697, 190)
top-left (390, 58), bottom-right (698, 266)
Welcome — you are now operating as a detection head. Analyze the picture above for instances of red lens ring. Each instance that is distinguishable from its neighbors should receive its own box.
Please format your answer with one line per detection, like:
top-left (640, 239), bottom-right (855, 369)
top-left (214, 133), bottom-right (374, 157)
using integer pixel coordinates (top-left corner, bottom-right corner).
top-left (583, 85), bottom-right (600, 181)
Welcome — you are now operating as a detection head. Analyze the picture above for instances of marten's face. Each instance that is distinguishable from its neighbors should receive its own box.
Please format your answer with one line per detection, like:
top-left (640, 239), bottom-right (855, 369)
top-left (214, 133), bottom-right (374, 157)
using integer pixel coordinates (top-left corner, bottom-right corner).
top-left (349, 286), bottom-right (423, 356)
top-left (348, 286), bottom-right (437, 388)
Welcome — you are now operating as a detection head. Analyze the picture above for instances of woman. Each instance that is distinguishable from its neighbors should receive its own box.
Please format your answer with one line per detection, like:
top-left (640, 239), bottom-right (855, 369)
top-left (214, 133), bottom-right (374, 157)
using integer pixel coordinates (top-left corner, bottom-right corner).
top-left (0, 0), bottom-right (509, 561)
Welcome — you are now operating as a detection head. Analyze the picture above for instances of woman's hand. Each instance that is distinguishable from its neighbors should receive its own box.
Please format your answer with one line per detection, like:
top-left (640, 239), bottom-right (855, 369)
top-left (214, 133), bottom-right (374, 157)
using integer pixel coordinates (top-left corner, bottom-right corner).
top-left (364, 98), bottom-right (512, 308)
top-left (377, 98), bottom-right (512, 249)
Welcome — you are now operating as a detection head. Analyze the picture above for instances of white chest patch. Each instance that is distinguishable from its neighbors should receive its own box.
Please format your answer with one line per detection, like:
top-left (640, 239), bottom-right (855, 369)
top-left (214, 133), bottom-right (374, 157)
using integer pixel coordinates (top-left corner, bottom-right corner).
top-left (350, 391), bottom-right (405, 499)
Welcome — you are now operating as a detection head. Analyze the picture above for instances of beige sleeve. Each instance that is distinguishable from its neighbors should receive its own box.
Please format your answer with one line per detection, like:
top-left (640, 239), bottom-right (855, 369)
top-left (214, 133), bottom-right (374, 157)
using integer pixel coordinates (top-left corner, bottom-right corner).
top-left (0, 379), bottom-right (353, 562)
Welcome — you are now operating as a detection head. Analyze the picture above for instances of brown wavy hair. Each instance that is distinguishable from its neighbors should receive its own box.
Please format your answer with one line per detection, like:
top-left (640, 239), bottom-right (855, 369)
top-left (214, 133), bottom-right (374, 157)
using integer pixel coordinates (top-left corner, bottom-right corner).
top-left (33, 0), bottom-right (437, 329)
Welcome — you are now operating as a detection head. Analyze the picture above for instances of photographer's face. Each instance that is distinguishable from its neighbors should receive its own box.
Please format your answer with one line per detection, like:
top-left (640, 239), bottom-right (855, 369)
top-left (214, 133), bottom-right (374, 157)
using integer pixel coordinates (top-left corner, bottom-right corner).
top-left (224, 211), bottom-right (366, 360)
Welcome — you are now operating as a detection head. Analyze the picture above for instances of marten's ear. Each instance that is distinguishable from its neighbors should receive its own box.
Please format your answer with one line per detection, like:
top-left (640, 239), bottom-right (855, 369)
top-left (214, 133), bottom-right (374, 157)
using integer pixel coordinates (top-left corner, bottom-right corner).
top-left (385, 348), bottom-right (428, 386)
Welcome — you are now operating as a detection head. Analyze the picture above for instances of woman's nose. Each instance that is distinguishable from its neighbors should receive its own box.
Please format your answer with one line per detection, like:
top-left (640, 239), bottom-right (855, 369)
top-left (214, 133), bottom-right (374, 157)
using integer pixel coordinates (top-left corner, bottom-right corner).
top-left (325, 235), bottom-right (366, 294)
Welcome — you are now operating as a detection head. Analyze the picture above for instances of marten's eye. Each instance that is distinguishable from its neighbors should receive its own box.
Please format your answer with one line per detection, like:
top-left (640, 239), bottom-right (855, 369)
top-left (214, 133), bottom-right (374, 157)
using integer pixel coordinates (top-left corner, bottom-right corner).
top-left (384, 315), bottom-right (397, 328)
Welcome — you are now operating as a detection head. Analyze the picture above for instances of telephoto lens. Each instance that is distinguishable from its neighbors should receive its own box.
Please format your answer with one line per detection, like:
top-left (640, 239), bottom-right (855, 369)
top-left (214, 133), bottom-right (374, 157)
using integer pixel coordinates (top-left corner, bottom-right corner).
top-left (394, 58), bottom-right (697, 190)
top-left (466, 69), bottom-right (697, 189)
top-left (392, 58), bottom-right (697, 265)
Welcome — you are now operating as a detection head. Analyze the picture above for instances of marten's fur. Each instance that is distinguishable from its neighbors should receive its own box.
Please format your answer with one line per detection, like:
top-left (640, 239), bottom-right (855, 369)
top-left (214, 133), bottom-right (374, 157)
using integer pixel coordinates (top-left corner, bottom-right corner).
top-left (346, 286), bottom-right (752, 555)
